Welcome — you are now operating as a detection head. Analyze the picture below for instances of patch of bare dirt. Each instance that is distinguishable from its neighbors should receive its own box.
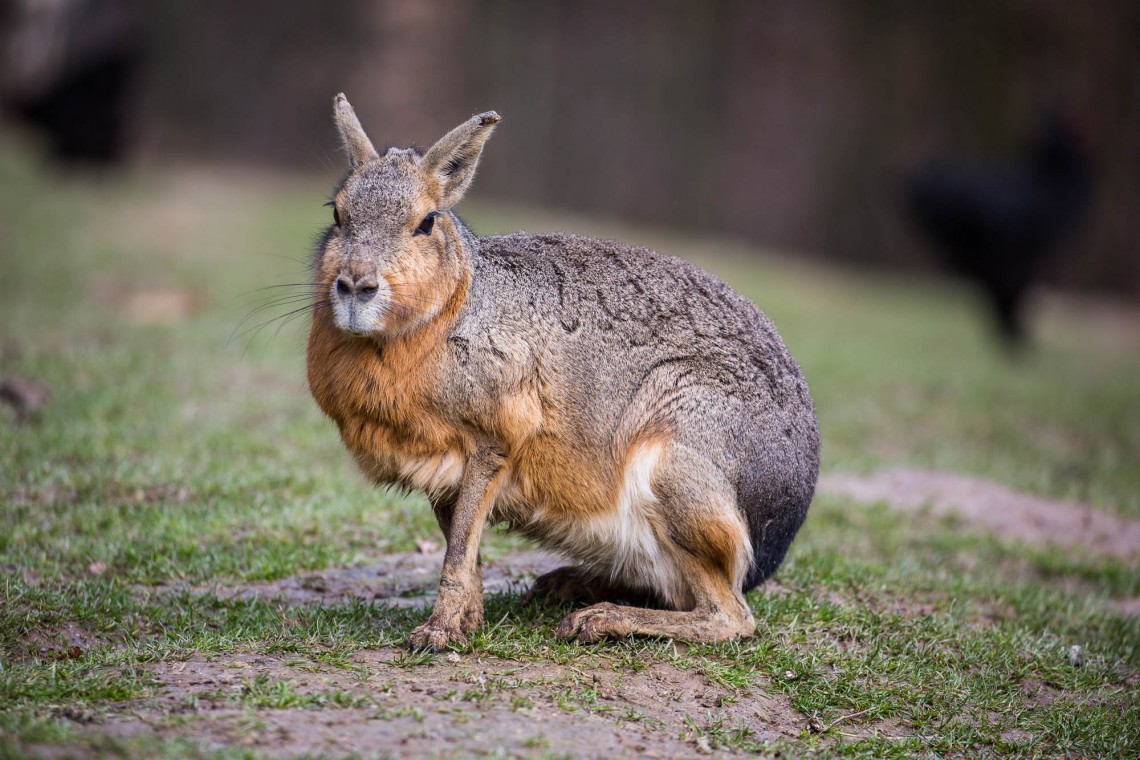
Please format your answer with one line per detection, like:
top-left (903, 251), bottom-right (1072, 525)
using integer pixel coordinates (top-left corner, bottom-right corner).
top-left (119, 288), bottom-right (204, 325)
top-left (0, 373), bottom-right (50, 423)
top-left (1106, 597), bottom-right (1140, 617)
top-left (5, 481), bottom-right (191, 510)
top-left (90, 278), bottom-right (205, 326)
top-left (15, 622), bottom-right (107, 662)
top-left (191, 550), bottom-right (561, 609)
top-left (819, 469), bottom-right (1140, 562)
top-left (1036, 289), bottom-right (1140, 353)
top-left (87, 550), bottom-right (814, 757)
top-left (1019, 679), bottom-right (1059, 709)
top-left (40, 650), bottom-right (804, 758)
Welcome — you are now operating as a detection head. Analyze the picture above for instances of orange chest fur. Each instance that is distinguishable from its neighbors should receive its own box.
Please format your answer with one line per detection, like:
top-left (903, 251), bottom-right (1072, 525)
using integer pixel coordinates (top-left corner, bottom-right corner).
top-left (305, 310), bottom-right (615, 515)
top-left (306, 314), bottom-right (468, 480)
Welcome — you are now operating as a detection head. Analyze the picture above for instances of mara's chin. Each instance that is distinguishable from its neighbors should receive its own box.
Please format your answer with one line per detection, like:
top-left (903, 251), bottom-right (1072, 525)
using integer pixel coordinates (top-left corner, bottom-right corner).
top-left (333, 310), bottom-right (384, 338)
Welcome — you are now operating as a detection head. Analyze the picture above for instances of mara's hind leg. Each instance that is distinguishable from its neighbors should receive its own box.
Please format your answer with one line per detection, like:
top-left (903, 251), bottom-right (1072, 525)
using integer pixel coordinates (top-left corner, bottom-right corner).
top-left (556, 444), bottom-right (756, 643)
top-left (525, 566), bottom-right (656, 606)
top-left (554, 560), bottom-right (754, 643)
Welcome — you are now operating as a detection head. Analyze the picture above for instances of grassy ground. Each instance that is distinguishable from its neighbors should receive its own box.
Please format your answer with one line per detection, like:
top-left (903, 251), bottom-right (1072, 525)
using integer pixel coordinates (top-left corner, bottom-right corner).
top-left (1, 140), bottom-right (1138, 758)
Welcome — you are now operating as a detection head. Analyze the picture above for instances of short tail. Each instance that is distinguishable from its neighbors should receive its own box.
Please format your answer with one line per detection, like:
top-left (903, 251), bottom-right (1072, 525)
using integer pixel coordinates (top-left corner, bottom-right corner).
top-left (738, 448), bottom-right (818, 591)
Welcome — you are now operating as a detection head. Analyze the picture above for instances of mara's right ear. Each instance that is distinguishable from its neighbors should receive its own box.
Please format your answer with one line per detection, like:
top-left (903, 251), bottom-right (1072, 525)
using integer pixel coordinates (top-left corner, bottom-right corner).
top-left (421, 111), bottom-right (501, 209)
top-left (334, 93), bottom-right (379, 168)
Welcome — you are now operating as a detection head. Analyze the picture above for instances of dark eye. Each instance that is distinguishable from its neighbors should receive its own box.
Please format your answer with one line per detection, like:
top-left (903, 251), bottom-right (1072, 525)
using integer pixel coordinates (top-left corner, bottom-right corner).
top-left (333, 206), bottom-right (341, 226)
top-left (414, 212), bottom-right (439, 237)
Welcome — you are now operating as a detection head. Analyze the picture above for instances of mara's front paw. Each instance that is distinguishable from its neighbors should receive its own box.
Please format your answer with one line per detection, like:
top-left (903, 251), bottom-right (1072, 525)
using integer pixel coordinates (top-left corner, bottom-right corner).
top-left (555, 602), bottom-right (632, 644)
top-left (408, 616), bottom-right (469, 652)
top-left (407, 595), bottom-right (484, 651)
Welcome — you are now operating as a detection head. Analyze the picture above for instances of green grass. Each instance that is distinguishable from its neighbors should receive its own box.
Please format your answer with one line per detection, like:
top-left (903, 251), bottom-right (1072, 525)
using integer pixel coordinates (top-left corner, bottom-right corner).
top-left (1, 138), bottom-right (1138, 757)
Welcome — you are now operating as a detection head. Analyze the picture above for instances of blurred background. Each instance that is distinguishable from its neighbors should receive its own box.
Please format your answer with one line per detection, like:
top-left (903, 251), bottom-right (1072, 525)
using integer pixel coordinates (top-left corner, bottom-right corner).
top-left (3, 0), bottom-right (1138, 304)
top-left (1, 0), bottom-right (1138, 509)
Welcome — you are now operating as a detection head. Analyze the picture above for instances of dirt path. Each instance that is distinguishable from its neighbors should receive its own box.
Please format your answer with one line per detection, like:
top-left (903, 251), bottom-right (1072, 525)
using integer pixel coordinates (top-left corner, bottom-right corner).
top-left (83, 551), bottom-right (803, 758)
top-left (819, 469), bottom-right (1140, 562)
top-left (88, 650), bottom-right (800, 758)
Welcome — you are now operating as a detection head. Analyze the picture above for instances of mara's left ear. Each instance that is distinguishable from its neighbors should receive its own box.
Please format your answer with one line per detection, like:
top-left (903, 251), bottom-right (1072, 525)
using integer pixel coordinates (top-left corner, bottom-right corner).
top-left (334, 93), bottom-right (379, 168)
top-left (421, 111), bottom-right (501, 208)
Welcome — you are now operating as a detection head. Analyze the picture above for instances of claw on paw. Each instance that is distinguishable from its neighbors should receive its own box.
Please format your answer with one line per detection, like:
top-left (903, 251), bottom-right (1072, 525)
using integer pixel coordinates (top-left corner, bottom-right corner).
top-left (555, 602), bottom-right (632, 643)
top-left (408, 620), bottom-right (469, 652)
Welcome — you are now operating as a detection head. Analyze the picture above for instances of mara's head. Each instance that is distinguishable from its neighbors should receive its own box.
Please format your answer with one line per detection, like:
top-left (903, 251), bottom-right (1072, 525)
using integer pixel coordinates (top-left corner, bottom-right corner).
top-left (314, 94), bottom-right (500, 338)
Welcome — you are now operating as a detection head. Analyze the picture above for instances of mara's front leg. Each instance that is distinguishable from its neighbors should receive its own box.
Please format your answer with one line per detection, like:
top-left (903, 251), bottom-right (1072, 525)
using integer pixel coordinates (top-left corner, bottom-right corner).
top-left (408, 445), bottom-right (504, 651)
top-left (426, 493), bottom-right (485, 634)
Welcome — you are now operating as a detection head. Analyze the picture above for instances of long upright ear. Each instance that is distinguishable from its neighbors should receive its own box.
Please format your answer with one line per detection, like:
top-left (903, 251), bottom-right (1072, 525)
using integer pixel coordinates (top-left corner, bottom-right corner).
top-left (334, 93), bottom-right (379, 168)
top-left (421, 111), bottom-right (501, 208)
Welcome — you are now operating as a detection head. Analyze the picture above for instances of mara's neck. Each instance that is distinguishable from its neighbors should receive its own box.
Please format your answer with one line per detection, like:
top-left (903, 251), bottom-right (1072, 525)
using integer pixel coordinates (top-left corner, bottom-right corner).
top-left (306, 266), bottom-right (469, 429)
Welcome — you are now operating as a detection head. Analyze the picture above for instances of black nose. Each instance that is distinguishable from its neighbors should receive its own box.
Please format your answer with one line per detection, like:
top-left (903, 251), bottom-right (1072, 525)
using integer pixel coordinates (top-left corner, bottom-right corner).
top-left (335, 275), bottom-right (379, 303)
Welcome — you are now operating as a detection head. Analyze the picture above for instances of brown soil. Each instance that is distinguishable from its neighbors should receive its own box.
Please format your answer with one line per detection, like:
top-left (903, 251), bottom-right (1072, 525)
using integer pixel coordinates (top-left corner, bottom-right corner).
top-left (15, 622), bottom-right (107, 662)
top-left (192, 549), bottom-right (559, 609)
top-left (44, 549), bottom-right (803, 758)
top-left (0, 373), bottom-right (50, 423)
top-left (118, 288), bottom-right (204, 325)
top-left (818, 468), bottom-right (1140, 563)
top-left (73, 651), bottom-right (802, 758)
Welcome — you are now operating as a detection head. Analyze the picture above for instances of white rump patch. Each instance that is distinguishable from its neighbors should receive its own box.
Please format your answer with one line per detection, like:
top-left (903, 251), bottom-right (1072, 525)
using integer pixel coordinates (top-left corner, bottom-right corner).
top-left (552, 440), bottom-right (685, 604)
top-left (609, 441), bottom-right (667, 584)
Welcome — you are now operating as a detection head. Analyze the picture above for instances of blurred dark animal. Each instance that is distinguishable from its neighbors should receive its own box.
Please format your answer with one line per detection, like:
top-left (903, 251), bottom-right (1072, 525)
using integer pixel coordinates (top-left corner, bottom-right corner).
top-left (0, 0), bottom-right (142, 164)
top-left (906, 111), bottom-right (1093, 347)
